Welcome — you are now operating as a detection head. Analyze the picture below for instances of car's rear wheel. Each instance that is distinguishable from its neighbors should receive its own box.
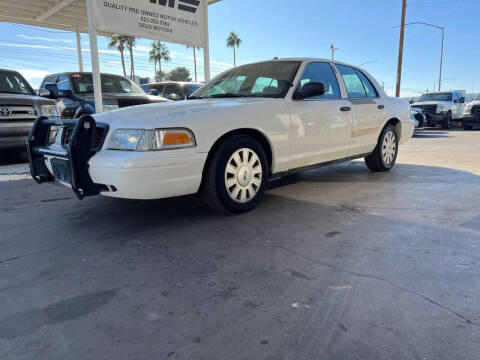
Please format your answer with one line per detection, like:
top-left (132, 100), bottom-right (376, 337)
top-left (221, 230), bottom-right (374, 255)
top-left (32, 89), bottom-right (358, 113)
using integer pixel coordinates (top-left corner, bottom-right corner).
top-left (202, 135), bottom-right (268, 214)
top-left (364, 124), bottom-right (398, 172)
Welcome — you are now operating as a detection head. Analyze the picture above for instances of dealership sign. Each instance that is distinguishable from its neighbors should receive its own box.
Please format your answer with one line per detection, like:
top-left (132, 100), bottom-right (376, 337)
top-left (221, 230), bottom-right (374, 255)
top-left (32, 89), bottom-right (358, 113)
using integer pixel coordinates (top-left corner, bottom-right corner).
top-left (93, 0), bottom-right (207, 47)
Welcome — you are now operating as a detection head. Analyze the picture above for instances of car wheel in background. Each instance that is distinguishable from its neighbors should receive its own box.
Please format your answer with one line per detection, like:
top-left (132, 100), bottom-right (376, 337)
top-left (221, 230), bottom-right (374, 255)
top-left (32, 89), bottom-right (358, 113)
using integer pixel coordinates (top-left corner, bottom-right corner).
top-left (202, 135), bottom-right (268, 214)
top-left (364, 124), bottom-right (398, 172)
top-left (463, 124), bottom-right (473, 130)
top-left (442, 112), bottom-right (452, 129)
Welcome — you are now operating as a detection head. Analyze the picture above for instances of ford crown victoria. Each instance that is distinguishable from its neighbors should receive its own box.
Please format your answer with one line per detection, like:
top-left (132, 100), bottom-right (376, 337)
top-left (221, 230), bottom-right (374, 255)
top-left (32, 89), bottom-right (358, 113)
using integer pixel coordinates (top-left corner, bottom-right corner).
top-left (27, 58), bottom-right (414, 213)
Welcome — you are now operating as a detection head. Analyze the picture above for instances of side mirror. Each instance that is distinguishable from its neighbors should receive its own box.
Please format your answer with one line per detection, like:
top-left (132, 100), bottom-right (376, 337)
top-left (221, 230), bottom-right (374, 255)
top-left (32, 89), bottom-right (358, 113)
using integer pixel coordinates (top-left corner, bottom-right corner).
top-left (294, 82), bottom-right (326, 100)
top-left (168, 93), bottom-right (181, 101)
top-left (42, 84), bottom-right (58, 99)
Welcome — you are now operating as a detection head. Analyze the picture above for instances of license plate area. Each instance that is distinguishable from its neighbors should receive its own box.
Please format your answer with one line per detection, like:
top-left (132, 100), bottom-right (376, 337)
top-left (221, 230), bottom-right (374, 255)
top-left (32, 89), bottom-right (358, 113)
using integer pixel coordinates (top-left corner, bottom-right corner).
top-left (50, 158), bottom-right (72, 185)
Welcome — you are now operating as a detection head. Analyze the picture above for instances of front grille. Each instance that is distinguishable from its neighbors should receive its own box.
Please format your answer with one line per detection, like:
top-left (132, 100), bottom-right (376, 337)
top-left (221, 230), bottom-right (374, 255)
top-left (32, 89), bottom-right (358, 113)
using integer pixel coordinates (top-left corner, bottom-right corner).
top-left (472, 105), bottom-right (480, 115)
top-left (0, 105), bottom-right (37, 121)
top-left (414, 105), bottom-right (437, 115)
top-left (118, 100), bottom-right (149, 108)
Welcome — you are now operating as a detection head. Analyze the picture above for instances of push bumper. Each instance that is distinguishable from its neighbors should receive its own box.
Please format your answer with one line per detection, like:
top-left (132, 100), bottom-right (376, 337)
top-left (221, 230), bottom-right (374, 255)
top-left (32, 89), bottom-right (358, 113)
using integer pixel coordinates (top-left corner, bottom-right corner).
top-left (462, 114), bottom-right (480, 127)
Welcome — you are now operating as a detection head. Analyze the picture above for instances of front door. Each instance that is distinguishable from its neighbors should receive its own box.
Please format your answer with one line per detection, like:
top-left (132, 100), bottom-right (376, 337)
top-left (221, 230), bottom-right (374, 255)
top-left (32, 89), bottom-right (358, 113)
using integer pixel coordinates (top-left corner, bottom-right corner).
top-left (289, 62), bottom-right (352, 168)
top-left (335, 64), bottom-right (385, 156)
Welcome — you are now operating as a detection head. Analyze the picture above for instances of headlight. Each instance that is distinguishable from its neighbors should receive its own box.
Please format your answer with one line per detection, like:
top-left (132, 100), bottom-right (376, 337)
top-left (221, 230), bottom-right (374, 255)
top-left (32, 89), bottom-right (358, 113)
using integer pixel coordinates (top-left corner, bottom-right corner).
top-left (106, 128), bottom-right (196, 151)
top-left (103, 104), bottom-right (119, 112)
top-left (436, 104), bottom-right (448, 113)
top-left (40, 104), bottom-right (59, 117)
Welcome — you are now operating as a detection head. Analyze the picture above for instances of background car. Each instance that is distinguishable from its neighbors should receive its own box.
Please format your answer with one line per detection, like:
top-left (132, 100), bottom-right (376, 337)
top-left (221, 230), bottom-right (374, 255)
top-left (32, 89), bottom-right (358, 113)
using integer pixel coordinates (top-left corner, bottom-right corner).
top-left (0, 69), bottom-right (58, 151)
top-left (462, 93), bottom-right (480, 130)
top-left (39, 72), bottom-right (169, 118)
top-left (411, 107), bottom-right (426, 128)
top-left (412, 90), bottom-right (466, 129)
top-left (141, 81), bottom-right (202, 101)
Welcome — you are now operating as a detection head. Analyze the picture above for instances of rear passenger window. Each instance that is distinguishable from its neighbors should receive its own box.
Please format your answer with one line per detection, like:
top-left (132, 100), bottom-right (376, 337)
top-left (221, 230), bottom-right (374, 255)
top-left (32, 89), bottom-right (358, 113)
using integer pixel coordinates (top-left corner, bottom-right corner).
top-left (336, 64), bottom-right (366, 98)
top-left (299, 62), bottom-right (340, 99)
top-left (56, 75), bottom-right (71, 91)
top-left (355, 70), bottom-right (378, 97)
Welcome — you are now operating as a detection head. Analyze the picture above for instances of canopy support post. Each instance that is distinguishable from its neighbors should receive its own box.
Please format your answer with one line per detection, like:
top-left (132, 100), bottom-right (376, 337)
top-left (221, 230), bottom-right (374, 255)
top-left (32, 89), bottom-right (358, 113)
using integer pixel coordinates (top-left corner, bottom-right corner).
top-left (75, 29), bottom-right (84, 72)
top-left (86, 0), bottom-right (103, 113)
top-left (203, 0), bottom-right (210, 82)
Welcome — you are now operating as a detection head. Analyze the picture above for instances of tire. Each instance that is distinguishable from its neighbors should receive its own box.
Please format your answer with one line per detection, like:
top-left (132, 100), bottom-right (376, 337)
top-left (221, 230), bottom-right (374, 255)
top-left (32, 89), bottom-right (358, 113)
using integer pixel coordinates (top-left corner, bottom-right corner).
top-left (463, 125), bottom-right (473, 130)
top-left (364, 124), bottom-right (398, 172)
top-left (442, 112), bottom-right (452, 129)
top-left (202, 135), bottom-right (268, 214)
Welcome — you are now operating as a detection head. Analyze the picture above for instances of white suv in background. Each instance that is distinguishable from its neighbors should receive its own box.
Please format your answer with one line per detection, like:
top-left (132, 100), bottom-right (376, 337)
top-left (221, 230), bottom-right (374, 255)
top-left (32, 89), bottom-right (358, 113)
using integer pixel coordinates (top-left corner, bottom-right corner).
top-left (412, 91), bottom-right (466, 129)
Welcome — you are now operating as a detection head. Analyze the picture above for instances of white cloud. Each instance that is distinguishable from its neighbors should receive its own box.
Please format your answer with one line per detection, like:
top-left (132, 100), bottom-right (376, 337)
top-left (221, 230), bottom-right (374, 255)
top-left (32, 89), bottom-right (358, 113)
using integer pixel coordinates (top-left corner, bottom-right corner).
top-left (18, 34), bottom-right (74, 44)
top-left (17, 69), bottom-right (50, 81)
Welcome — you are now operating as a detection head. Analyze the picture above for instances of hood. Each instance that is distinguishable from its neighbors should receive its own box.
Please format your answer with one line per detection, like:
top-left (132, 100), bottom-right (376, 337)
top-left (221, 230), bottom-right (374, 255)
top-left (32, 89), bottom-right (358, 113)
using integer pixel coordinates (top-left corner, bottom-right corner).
top-left (93, 97), bottom-right (278, 129)
top-left (77, 93), bottom-right (169, 103)
top-left (412, 101), bottom-right (445, 106)
top-left (466, 100), bottom-right (480, 106)
top-left (0, 93), bottom-right (56, 106)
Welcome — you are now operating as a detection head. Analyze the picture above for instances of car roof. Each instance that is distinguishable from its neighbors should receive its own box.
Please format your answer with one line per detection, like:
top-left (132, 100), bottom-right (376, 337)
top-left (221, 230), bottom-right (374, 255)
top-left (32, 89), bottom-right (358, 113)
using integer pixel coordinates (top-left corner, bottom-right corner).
top-left (233, 57), bottom-right (365, 68)
top-left (42, 72), bottom-right (127, 78)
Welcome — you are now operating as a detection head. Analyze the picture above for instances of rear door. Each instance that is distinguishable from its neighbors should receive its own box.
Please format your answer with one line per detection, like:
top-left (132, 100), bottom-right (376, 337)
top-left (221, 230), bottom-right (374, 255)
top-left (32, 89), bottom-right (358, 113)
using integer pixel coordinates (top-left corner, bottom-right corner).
top-left (335, 64), bottom-right (385, 156)
top-left (288, 61), bottom-right (352, 168)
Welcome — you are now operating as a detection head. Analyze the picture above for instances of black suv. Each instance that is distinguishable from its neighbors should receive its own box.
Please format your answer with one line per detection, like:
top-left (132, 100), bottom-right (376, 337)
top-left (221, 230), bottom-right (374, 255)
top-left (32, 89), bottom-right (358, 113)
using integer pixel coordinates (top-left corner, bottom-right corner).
top-left (39, 72), bottom-right (169, 118)
top-left (0, 69), bottom-right (58, 151)
top-left (141, 81), bottom-right (202, 101)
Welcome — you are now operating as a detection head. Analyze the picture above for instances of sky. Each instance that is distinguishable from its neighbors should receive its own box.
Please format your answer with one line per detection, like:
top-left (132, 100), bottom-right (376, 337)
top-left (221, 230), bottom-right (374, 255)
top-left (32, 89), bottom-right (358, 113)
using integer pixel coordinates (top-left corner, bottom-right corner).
top-left (0, 0), bottom-right (477, 97)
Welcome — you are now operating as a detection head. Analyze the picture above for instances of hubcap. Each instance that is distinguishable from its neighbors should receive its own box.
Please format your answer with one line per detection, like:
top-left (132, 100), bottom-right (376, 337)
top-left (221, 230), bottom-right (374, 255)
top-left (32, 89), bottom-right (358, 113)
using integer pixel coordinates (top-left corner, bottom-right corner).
top-left (382, 131), bottom-right (397, 165)
top-left (225, 148), bottom-right (262, 203)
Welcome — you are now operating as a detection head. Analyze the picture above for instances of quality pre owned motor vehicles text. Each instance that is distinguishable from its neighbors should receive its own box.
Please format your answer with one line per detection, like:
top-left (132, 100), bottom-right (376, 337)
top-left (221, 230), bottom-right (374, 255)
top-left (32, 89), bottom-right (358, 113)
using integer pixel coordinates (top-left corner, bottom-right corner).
top-left (27, 58), bottom-right (414, 213)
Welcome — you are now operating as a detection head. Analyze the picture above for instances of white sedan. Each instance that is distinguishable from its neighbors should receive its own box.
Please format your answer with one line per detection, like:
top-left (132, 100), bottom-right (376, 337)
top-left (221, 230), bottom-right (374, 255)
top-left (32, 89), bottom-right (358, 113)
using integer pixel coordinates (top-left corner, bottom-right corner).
top-left (28, 58), bottom-right (414, 213)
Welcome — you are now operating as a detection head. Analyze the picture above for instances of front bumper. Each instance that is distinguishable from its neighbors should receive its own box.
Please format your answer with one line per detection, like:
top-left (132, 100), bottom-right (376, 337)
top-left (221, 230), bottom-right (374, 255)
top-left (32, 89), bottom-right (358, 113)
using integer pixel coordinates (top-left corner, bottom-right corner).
top-left (462, 114), bottom-right (480, 127)
top-left (425, 112), bottom-right (449, 126)
top-left (27, 115), bottom-right (207, 200)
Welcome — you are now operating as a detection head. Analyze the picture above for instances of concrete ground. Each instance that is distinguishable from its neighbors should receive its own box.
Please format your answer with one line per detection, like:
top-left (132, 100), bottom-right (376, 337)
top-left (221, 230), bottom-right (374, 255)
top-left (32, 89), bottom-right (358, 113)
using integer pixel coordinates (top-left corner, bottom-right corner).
top-left (1, 129), bottom-right (479, 360)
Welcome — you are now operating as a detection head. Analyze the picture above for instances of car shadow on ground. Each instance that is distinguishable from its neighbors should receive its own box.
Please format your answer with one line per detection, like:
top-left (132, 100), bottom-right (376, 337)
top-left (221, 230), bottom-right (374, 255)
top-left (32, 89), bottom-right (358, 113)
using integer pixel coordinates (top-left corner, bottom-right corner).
top-left (0, 151), bottom-right (28, 166)
top-left (413, 129), bottom-right (450, 139)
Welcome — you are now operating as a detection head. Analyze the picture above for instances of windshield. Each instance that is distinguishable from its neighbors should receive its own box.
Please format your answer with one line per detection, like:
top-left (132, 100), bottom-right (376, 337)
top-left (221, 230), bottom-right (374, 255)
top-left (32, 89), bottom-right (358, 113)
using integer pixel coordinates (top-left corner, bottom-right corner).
top-left (192, 61), bottom-right (301, 99)
top-left (70, 74), bottom-right (145, 94)
top-left (0, 71), bottom-right (34, 95)
top-left (417, 93), bottom-right (453, 102)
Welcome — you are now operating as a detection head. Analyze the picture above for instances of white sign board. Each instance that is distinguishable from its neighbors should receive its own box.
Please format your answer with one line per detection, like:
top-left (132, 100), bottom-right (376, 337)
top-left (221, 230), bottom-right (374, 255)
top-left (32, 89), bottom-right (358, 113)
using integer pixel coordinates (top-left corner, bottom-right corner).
top-left (93, 0), bottom-right (207, 47)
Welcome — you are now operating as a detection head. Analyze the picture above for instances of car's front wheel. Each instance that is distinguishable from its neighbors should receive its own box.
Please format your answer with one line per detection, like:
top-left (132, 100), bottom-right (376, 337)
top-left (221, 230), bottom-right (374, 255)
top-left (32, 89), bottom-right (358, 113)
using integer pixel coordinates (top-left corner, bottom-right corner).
top-left (202, 135), bottom-right (268, 214)
top-left (442, 112), bottom-right (452, 129)
top-left (364, 124), bottom-right (398, 172)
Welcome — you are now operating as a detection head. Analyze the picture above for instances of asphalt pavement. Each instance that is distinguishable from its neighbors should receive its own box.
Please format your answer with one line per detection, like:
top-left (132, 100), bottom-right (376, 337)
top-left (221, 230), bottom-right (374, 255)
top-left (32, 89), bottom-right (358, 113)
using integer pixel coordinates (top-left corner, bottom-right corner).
top-left (1, 129), bottom-right (479, 360)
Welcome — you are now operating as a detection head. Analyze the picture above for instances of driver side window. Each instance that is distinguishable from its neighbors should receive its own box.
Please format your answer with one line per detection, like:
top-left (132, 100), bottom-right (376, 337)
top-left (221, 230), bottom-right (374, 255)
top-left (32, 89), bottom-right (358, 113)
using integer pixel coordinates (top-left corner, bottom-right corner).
top-left (299, 62), bottom-right (340, 99)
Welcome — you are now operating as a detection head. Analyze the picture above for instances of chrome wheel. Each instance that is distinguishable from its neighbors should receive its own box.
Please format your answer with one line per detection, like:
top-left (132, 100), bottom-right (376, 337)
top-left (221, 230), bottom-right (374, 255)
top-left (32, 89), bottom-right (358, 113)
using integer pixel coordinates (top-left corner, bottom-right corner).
top-left (382, 130), bottom-right (397, 165)
top-left (224, 148), bottom-right (262, 203)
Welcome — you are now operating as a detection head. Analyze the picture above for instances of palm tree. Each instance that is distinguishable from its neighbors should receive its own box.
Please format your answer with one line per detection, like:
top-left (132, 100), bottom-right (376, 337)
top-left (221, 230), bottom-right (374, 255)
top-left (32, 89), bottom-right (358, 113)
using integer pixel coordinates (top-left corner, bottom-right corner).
top-left (126, 36), bottom-right (136, 79)
top-left (149, 41), bottom-right (171, 81)
top-left (108, 36), bottom-right (127, 77)
top-left (226, 31), bottom-right (241, 67)
top-left (186, 45), bottom-right (200, 82)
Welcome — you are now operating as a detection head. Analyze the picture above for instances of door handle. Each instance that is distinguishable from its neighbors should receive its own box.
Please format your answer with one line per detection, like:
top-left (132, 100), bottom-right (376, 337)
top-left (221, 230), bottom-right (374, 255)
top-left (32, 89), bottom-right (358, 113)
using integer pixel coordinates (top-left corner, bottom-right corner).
top-left (377, 104), bottom-right (385, 109)
top-left (340, 106), bottom-right (351, 112)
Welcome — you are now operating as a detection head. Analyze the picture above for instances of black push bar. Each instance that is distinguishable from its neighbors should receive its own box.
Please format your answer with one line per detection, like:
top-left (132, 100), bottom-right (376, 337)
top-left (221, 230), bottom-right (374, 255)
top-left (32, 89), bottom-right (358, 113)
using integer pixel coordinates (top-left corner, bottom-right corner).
top-left (26, 115), bottom-right (108, 200)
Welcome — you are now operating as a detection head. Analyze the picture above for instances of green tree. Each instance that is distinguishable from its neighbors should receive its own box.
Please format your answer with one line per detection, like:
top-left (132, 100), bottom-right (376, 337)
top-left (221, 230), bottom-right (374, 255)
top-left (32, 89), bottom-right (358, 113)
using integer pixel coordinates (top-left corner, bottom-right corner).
top-left (149, 41), bottom-right (171, 81)
top-left (186, 45), bottom-right (201, 82)
top-left (226, 31), bottom-right (241, 67)
top-left (126, 36), bottom-right (136, 79)
top-left (155, 70), bottom-right (166, 82)
top-left (108, 36), bottom-right (128, 77)
top-left (166, 67), bottom-right (192, 82)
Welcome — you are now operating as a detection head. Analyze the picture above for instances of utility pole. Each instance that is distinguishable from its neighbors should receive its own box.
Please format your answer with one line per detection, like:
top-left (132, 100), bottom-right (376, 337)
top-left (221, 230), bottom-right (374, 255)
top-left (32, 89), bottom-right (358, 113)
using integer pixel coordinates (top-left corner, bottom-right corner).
top-left (439, 27), bottom-right (444, 91)
top-left (395, 0), bottom-right (407, 97)
top-left (330, 44), bottom-right (339, 62)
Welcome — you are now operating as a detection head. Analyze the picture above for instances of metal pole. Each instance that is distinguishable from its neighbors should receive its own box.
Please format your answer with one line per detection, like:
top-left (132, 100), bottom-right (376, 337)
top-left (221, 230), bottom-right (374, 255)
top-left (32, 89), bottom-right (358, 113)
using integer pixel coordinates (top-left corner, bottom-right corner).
top-left (75, 30), bottom-right (83, 72)
top-left (85, 0), bottom-right (103, 113)
top-left (395, 0), bottom-right (407, 98)
top-left (203, 0), bottom-right (210, 82)
top-left (439, 27), bottom-right (444, 91)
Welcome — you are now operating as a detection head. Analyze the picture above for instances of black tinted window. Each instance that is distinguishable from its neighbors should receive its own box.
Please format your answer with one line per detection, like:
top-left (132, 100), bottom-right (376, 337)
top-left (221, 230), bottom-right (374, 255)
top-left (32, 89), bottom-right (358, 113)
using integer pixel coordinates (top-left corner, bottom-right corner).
top-left (336, 64), bottom-right (367, 98)
top-left (299, 62), bottom-right (340, 99)
top-left (164, 85), bottom-right (182, 97)
top-left (0, 71), bottom-right (34, 95)
top-left (355, 70), bottom-right (378, 97)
